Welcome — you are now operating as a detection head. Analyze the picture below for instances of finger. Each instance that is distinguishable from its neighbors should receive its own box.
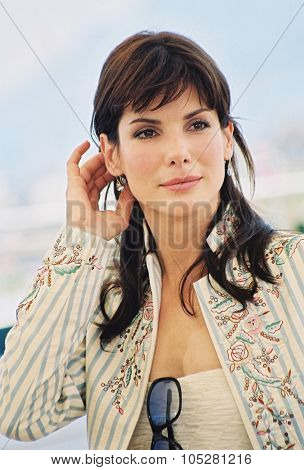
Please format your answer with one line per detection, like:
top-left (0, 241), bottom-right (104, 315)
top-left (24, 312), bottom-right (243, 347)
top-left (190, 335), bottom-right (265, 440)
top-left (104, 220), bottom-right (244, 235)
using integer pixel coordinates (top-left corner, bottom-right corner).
top-left (86, 173), bottom-right (114, 197)
top-left (67, 140), bottom-right (90, 178)
top-left (87, 169), bottom-right (113, 191)
top-left (80, 161), bottom-right (107, 183)
top-left (93, 170), bottom-right (115, 190)
top-left (89, 186), bottom-right (100, 210)
top-left (79, 143), bottom-right (110, 173)
top-left (79, 155), bottom-right (106, 183)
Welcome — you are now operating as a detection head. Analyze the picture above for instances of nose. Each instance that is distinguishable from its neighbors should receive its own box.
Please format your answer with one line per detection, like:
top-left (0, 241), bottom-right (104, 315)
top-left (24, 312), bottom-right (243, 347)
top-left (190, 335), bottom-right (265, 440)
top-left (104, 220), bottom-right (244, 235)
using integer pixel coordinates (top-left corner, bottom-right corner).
top-left (164, 140), bottom-right (193, 167)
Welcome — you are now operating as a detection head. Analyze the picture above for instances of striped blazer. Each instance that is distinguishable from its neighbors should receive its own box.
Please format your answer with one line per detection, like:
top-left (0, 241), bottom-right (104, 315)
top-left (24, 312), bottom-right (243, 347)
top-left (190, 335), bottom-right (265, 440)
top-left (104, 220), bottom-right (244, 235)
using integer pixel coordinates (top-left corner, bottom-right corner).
top-left (0, 201), bottom-right (304, 450)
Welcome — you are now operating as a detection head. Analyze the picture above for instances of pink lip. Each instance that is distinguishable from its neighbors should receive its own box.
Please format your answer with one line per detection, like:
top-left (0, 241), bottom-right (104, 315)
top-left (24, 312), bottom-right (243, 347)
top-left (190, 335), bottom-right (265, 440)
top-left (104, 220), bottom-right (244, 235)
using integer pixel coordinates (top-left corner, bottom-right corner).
top-left (161, 178), bottom-right (202, 191)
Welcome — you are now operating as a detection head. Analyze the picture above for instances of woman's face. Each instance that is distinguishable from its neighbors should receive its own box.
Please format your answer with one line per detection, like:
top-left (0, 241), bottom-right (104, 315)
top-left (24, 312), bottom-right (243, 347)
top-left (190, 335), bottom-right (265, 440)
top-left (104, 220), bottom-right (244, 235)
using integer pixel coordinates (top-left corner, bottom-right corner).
top-left (101, 85), bottom-right (234, 218)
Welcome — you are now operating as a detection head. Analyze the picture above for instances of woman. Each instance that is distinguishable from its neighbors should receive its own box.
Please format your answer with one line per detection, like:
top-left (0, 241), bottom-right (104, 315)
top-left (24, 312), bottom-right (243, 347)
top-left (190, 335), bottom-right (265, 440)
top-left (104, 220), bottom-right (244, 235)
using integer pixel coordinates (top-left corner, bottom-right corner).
top-left (1, 30), bottom-right (304, 451)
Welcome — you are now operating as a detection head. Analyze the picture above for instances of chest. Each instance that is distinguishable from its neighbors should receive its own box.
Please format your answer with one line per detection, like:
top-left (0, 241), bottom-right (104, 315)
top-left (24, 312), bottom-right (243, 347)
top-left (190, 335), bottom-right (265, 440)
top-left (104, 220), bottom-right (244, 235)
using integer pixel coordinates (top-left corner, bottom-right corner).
top-left (148, 282), bottom-right (222, 381)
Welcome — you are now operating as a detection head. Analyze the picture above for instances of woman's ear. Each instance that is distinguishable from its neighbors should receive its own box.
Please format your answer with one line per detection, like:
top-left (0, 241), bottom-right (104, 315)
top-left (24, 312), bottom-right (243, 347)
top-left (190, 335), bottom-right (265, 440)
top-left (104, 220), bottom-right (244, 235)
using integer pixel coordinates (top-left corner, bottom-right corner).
top-left (223, 121), bottom-right (234, 161)
top-left (99, 133), bottom-right (123, 176)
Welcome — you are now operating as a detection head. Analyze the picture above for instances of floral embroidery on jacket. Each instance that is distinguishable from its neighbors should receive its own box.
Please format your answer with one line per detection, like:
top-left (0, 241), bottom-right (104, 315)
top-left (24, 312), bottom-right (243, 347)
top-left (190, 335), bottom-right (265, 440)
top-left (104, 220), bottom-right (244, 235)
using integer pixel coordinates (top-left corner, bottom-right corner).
top-left (207, 234), bottom-right (304, 450)
top-left (267, 233), bottom-right (303, 265)
top-left (15, 231), bottom-right (102, 323)
top-left (100, 287), bottom-right (154, 415)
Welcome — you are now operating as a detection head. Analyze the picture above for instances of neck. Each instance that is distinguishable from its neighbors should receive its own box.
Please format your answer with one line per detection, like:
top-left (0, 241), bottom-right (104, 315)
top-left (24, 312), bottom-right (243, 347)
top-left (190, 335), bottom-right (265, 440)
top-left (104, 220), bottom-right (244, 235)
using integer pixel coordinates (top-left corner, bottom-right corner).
top-left (142, 195), bottom-right (220, 286)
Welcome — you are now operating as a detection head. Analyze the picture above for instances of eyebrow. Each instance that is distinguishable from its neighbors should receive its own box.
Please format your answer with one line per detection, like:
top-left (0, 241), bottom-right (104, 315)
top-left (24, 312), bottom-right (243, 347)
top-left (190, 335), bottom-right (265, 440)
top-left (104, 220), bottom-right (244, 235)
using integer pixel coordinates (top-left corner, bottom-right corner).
top-left (128, 107), bottom-right (210, 125)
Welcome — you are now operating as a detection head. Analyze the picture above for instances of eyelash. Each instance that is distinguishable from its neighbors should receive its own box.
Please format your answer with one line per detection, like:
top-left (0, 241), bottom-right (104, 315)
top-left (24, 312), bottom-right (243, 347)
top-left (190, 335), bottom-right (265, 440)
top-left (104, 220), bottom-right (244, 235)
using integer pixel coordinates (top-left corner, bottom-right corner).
top-left (133, 119), bottom-right (210, 140)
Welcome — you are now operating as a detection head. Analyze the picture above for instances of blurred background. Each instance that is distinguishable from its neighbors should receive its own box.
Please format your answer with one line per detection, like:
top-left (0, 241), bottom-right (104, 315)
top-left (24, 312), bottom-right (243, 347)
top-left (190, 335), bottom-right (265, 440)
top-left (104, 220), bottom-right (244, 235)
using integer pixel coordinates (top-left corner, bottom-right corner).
top-left (0, 0), bottom-right (303, 450)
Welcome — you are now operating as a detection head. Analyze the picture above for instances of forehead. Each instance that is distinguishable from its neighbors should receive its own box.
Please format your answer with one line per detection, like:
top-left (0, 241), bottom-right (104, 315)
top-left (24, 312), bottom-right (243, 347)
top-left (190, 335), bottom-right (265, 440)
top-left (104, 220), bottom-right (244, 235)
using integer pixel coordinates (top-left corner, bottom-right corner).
top-left (122, 85), bottom-right (206, 118)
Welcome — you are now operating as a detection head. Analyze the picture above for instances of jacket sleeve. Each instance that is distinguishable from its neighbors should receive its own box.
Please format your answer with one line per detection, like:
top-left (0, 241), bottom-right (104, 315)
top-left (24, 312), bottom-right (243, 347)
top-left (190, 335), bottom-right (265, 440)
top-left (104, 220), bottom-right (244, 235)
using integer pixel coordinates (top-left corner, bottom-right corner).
top-left (281, 232), bottom-right (304, 294)
top-left (0, 223), bottom-right (119, 441)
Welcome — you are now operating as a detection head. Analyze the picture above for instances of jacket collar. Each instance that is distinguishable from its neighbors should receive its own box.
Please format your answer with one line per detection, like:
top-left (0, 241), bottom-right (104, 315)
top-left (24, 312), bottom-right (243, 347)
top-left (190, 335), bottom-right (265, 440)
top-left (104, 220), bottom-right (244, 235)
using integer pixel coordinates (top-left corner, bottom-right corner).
top-left (142, 200), bottom-right (240, 254)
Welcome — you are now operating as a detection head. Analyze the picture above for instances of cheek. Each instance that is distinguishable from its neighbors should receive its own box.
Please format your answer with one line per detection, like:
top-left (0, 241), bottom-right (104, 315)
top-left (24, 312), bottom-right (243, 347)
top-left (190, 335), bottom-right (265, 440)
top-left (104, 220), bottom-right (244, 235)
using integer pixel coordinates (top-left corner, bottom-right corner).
top-left (202, 140), bottom-right (225, 170)
top-left (124, 154), bottom-right (156, 202)
top-left (125, 152), bottom-right (156, 178)
top-left (200, 141), bottom-right (226, 185)
top-left (203, 139), bottom-right (223, 161)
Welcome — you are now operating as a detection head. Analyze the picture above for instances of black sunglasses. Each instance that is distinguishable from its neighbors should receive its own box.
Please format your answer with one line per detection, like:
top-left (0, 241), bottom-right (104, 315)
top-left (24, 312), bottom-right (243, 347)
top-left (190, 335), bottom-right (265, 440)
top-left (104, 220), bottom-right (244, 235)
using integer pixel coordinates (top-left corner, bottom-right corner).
top-left (147, 377), bottom-right (183, 450)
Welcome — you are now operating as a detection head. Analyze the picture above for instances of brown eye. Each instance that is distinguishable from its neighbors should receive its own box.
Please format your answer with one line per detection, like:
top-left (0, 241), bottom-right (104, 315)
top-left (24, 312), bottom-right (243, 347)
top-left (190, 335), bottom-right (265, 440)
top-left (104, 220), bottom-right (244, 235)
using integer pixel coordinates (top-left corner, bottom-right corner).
top-left (190, 119), bottom-right (209, 130)
top-left (134, 128), bottom-right (157, 140)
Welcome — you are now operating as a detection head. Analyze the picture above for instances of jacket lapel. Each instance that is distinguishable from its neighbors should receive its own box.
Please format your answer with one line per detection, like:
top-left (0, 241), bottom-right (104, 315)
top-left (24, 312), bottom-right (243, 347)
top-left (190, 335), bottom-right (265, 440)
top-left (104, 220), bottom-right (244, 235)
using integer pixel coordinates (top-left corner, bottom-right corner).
top-left (87, 221), bottom-right (163, 450)
top-left (89, 201), bottom-right (304, 450)
top-left (193, 203), bottom-right (304, 450)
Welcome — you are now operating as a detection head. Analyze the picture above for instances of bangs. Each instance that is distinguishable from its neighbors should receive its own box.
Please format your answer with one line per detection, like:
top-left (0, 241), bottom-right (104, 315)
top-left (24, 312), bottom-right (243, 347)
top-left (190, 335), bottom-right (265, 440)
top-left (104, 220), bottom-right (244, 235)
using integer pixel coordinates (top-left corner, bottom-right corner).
top-left (93, 32), bottom-right (231, 143)
top-left (116, 44), bottom-right (218, 114)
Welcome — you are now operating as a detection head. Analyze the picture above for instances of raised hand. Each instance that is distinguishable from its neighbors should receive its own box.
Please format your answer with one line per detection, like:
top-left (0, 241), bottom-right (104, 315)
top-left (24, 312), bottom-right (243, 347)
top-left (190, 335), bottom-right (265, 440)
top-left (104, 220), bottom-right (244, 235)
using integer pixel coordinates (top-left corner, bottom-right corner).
top-left (66, 140), bottom-right (136, 240)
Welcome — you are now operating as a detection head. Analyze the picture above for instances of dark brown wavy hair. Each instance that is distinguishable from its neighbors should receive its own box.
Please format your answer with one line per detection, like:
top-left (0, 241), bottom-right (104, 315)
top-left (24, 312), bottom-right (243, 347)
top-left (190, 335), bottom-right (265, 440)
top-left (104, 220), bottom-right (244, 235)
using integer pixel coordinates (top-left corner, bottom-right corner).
top-left (89, 30), bottom-right (290, 351)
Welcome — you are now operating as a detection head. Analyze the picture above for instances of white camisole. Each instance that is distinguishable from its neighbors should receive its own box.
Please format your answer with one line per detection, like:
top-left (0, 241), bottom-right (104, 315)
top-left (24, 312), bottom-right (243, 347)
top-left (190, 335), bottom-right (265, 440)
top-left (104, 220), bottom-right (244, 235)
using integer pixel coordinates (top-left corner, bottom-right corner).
top-left (127, 368), bottom-right (253, 450)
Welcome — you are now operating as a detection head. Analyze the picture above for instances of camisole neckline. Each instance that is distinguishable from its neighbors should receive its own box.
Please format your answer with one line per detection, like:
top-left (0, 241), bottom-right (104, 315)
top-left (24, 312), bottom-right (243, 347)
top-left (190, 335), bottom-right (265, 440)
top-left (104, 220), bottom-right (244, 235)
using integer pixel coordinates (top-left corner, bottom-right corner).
top-left (148, 367), bottom-right (223, 385)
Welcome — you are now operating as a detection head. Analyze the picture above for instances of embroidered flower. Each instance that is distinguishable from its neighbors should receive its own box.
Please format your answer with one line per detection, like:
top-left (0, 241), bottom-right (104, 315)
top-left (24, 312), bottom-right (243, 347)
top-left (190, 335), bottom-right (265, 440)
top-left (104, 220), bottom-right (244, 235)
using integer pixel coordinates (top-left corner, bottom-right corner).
top-left (230, 311), bottom-right (246, 323)
top-left (256, 416), bottom-right (277, 441)
top-left (100, 288), bottom-right (154, 414)
top-left (253, 403), bottom-right (296, 449)
top-left (15, 231), bottom-right (102, 323)
top-left (243, 313), bottom-right (263, 336)
top-left (227, 340), bottom-right (249, 363)
top-left (255, 397), bottom-right (274, 415)
top-left (143, 304), bottom-right (153, 321)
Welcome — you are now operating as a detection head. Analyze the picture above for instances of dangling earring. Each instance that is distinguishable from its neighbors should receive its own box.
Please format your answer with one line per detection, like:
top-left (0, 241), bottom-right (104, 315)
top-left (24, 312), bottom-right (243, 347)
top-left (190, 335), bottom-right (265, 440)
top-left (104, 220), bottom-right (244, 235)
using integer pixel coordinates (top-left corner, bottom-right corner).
top-left (227, 158), bottom-right (232, 176)
top-left (115, 175), bottom-right (127, 192)
top-left (227, 160), bottom-right (232, 177)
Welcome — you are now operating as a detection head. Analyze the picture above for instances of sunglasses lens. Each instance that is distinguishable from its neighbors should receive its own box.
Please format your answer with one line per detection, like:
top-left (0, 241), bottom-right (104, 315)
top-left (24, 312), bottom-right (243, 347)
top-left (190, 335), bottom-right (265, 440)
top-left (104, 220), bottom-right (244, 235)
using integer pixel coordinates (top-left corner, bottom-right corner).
top-left (152, 437), bottom-right (181, 450)
top-left (149, 379), bottom-right (180, 426)
top-left (152, 438), bottom-right (170, 450)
